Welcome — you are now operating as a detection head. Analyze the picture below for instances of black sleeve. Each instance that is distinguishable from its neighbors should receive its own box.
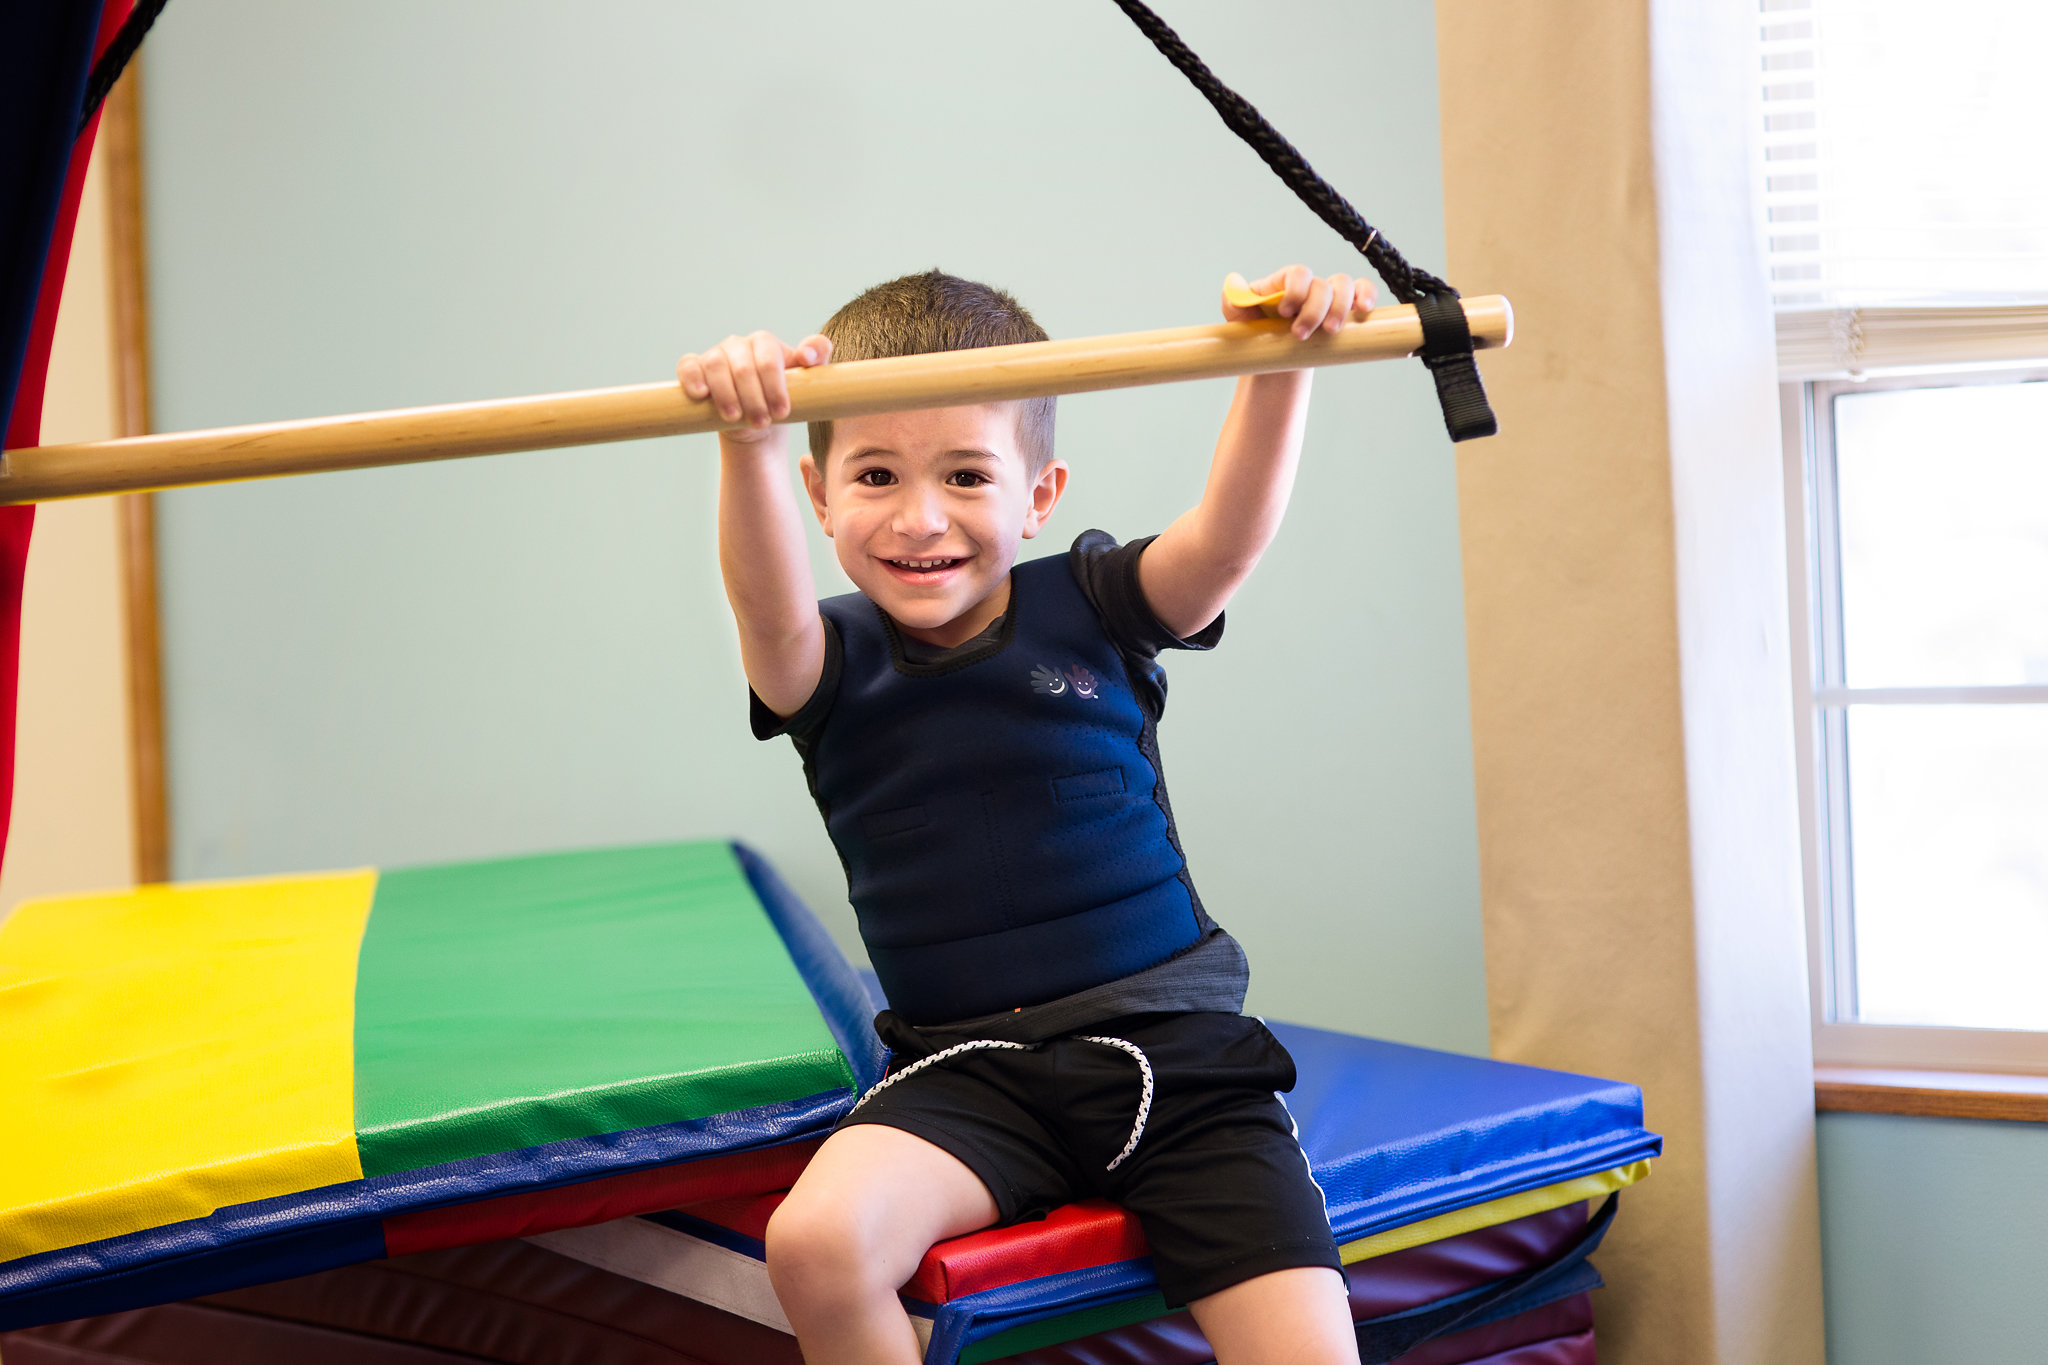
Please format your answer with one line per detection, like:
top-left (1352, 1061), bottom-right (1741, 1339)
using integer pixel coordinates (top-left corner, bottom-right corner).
top-left (1067, 529), bottom-right (1225, 659)
top-left (749, 613), bottom-right (843, 742)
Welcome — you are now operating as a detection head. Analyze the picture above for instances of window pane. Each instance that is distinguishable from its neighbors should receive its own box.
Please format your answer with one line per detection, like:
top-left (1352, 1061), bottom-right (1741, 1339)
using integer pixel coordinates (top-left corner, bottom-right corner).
top-left (1846, 704), bottom-right (2048, 1029)
top-left (1835, 381), bottom-right (2048, 687)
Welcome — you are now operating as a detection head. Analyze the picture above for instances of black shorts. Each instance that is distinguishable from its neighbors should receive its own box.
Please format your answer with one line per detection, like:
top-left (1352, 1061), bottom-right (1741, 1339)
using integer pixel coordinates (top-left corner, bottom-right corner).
top-left (840, 1011), bottom-right (1342, 1307)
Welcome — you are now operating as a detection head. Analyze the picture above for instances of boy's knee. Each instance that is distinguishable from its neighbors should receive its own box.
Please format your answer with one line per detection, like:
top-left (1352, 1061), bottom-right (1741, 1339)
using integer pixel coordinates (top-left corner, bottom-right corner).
top-left (765, 1193), bottom-right (885, 1301)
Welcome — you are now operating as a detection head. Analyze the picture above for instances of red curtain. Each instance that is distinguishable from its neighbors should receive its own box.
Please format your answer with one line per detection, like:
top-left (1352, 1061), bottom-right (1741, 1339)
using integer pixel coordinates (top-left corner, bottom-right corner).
top-left (0, 0), bottom-right (133, 871)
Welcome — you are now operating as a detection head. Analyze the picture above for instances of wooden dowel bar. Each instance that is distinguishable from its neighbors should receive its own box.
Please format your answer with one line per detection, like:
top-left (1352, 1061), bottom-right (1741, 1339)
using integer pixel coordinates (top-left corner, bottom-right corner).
top-left (0, 296), bottom-right (1511, 504)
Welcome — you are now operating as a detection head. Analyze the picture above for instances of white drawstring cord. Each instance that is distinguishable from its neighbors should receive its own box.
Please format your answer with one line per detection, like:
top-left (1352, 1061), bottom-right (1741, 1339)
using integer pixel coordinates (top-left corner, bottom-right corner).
top-left (848, 1034), bottom-right (1157, 1172)
top-left (848, 1038), bottom-right (1031, 1112)
top-left (1077, 1035), bottom-right (1155, 1171)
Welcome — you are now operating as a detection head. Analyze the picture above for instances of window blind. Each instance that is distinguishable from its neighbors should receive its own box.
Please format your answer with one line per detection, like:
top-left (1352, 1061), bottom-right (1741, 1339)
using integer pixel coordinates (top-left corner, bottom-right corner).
top-left (1763, 0), bottom-right (2048, 373)
top-left (1776, 303), bottom-right (2048, 378)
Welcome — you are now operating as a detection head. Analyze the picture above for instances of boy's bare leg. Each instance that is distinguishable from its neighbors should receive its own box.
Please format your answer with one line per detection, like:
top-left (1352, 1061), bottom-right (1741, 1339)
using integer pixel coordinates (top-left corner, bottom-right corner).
top-left (765, 1123), bottom-right (1001, 1365)
top-left (1189, 1265), bottom-right (1360, 1365)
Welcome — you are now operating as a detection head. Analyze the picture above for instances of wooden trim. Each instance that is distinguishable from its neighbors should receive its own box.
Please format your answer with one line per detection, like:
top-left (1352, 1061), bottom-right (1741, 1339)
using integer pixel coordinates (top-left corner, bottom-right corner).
top-left (1815, 1067), bottom-right (2048, 1123)
top-left (117, 496), bottom-right (166, 883)
top-left (0, 297), bottom-right (1515, 504)
top-left (100, 62), bottom-right (169, 884)
top-left (102, 71), bottom-right (150, 445)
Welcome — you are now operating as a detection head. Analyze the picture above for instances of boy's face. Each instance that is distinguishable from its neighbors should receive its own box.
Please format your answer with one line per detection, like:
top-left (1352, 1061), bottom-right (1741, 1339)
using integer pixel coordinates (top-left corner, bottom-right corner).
top-left (802, 403), bottom-right (1066, 646)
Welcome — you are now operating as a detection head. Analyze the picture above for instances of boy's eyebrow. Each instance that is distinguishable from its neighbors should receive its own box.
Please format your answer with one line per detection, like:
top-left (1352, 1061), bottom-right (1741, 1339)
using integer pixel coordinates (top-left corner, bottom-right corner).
top-left (840, 446), bottom-right (1004, 463)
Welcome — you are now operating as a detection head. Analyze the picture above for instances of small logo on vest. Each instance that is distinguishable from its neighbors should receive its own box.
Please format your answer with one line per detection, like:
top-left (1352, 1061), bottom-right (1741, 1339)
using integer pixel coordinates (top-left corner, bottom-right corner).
top-left (1030, 663), bottom-right (1100, 699)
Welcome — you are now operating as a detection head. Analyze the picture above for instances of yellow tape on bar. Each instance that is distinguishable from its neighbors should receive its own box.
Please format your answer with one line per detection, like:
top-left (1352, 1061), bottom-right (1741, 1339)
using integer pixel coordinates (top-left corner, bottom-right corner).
top-left (1222, 272), bottom-right (1287, 314)
top-left (1338, 1160), bottom-right (1653, 1266)
top-left (0, 872), bottom-right (376, 1261)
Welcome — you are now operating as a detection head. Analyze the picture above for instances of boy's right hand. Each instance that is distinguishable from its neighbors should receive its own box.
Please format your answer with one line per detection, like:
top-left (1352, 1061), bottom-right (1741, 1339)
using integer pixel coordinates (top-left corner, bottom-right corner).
top-left (677, 331), bottom-right (834, 438)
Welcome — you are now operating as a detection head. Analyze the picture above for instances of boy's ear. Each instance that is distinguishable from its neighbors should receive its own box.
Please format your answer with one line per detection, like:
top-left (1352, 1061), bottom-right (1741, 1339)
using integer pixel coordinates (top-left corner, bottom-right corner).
top-left (1020, 459), bottom-right (1069, 540)
top-left (799, 451), bottom-right (834, 536)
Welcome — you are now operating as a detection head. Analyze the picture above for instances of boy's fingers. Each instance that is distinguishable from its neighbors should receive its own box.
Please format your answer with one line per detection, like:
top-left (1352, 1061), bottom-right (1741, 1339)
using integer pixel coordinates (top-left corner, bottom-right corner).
top-left (1351, 277), bottom-right (1378, 319)
top-left (712, 336), bottom-right (757, 423)
top-left (793, 333), bottom-right (834, 367)
top-left (702, 354), bottom-right (743, 424)
top-left (1318, 275), bottom-right (1351, 334)
top-left (1279, 264), bottom-right (1313, 317)
top-left (1294, 276), bottom-right (1333, 338)
top-left (715, 337), bottom-right (764, 424)
top-left (727, 346), bottom-right (776, 428)
top-left (677, 354), bottom-right (709, 401)
top-left (752, 331), bottom-right (792, 420)
top-left (731, 368), bottom-right (772, 428)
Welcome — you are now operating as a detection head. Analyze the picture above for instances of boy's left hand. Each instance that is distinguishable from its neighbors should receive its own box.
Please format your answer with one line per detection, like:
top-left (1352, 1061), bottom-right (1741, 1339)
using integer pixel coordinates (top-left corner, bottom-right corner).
top-left (1222, 264), bottom-right (1375, 340)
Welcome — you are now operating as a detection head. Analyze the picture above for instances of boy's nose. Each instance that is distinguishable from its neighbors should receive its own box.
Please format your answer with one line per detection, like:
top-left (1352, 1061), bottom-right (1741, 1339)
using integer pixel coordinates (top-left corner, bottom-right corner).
top-left (892, 487), bottom-right (948, 538)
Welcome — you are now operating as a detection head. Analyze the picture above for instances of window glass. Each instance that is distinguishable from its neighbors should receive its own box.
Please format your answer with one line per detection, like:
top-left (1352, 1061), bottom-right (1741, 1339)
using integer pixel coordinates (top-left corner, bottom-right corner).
top-left (1834, 381), bottom-right (2048, 687)
top-left (1845, 704), bottom-right (2048, 1030)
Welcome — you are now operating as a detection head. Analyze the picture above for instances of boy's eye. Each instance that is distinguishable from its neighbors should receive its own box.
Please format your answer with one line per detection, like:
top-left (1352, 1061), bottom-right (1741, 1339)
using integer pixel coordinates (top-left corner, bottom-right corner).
top-left (854, 468), bottom-right (895, 487)
top-left (947, 470), bottom-right (990, 488)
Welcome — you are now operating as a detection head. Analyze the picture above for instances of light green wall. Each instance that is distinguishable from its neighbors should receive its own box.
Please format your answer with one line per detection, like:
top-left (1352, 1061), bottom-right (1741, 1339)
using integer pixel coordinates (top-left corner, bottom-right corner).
top-left (140, 0), bottom-right (1485, 1051)
top-left (1818, 1113), bottom-right (2048, 1365)
top-left (126, 3), bottom-right (2048, 1353)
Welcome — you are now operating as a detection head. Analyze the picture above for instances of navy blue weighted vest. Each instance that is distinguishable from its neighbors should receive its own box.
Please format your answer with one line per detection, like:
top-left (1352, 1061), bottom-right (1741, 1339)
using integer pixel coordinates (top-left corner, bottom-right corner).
top-left (808, 552), bottom-right (1213, 1024)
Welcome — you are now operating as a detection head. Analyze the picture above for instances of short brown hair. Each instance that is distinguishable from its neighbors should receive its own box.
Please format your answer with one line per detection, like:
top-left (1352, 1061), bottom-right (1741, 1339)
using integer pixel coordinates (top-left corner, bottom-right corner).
top-left (807, 270), bottom-right (1056, 470)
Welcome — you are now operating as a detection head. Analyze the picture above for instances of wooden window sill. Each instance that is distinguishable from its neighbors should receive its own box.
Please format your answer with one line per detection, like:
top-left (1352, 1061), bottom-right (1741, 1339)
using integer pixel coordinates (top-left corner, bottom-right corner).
top-left (1815, 1066), bottom-right (2048, 1122)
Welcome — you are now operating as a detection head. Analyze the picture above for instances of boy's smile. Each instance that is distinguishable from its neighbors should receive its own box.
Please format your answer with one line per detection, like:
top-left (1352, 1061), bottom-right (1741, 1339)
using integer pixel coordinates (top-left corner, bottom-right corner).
top-left (803, 404), bottom-right (1067, 649)
top-left (880, 554), bottom-right (968, 584)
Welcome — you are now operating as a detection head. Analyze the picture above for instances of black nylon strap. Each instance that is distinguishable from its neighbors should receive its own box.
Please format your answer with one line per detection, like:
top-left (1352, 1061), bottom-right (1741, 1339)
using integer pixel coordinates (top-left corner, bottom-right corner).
top-left (1108, 0), bottom-right (1498, 441)
top-left (1415, 290), bottom-right (1499, 442)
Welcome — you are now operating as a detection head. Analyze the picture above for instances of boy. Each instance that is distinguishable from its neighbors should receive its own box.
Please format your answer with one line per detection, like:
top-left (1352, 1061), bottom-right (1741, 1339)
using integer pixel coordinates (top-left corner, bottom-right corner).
top-left (682, 265), bottom-right (1373, 1365)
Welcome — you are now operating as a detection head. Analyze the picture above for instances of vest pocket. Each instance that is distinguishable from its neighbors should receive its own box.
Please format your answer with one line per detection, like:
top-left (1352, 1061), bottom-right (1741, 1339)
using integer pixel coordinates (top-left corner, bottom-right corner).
top-left (861, 805), bottom-right (930, 840)
top-left (1052, 767), bottom-right (1127, 803)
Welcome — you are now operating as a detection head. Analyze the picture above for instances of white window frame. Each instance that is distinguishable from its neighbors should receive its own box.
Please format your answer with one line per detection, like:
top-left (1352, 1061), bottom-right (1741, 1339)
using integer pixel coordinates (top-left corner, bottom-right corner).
top-left (1783, 356), bottom-right (2048, 1074)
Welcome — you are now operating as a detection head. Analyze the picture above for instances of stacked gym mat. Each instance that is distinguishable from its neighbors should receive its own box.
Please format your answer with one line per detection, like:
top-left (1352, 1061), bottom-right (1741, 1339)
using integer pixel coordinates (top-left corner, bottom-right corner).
top-left (0, 842), bottom-right (882, 1331)
top-left (535, 1017), bottom-right (1653, 1364)
top-left (1, 839), bottom-right (1658, 1361)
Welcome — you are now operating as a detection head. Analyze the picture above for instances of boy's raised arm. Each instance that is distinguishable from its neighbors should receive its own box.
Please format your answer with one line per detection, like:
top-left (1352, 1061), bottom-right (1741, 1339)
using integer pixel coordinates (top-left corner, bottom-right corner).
top-left (1137, 266), bottom-right (1374, 641)
top-left (682, 330), bottom-right (835, 718)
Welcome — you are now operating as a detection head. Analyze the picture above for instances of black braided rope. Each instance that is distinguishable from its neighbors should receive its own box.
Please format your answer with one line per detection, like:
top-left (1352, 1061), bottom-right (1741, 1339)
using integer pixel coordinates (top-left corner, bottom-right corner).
top-left (1108, 0), bottom-right (1446, 306)
top-left (77, 0), bottom-right (173, 136)
top-left (63, 0), bottom-right (1492, 434)
top-left (1108, 0), bottom-right (1497, 439)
